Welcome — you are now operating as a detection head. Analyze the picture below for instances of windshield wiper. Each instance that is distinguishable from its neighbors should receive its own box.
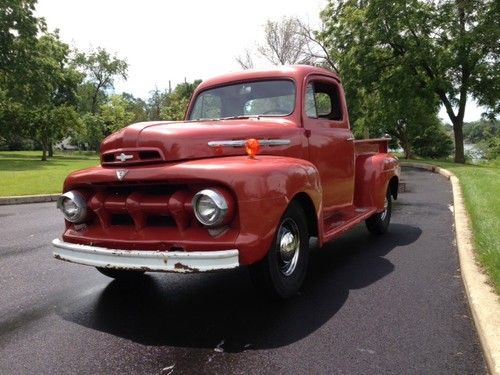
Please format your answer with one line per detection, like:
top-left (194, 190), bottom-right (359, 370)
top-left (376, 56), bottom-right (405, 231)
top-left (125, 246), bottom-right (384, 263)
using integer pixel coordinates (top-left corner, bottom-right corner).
top-left (192, 117), bottom-right (221, 122)
top-left (220, 115), bottom-right (261, 120)
top-left (192, 115), bottom-right (261, 122)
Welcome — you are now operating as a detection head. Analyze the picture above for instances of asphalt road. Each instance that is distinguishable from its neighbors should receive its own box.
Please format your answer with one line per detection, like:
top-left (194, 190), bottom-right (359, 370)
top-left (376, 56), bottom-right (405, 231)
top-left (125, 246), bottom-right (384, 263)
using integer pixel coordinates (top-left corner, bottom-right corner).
top-left (0, 167), bottom-right (486, 374)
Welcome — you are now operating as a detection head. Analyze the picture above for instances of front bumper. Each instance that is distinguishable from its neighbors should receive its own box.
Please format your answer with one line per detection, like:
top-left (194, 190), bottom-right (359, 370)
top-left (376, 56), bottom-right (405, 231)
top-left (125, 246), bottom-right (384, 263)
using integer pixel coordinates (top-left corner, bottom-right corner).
top-left (52, 239), bottom-right (239, 273)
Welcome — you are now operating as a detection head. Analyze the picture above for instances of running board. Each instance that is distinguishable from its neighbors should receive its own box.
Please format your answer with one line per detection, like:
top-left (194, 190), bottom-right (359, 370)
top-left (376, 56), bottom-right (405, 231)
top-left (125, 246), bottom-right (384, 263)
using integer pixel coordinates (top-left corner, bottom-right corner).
top-left (322, 206), bottom-right (377, 243)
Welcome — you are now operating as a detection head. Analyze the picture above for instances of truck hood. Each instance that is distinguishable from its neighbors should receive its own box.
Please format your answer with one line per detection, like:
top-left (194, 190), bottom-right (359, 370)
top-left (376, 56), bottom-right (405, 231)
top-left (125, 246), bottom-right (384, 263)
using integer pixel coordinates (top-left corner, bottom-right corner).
top-left (100, 118), bottom-right (300, 164)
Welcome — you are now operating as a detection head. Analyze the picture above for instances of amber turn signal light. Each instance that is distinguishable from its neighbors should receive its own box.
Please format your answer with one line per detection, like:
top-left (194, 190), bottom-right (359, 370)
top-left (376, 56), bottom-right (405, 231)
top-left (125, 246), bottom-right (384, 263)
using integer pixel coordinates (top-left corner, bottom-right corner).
top-left (245, 138), bottom-right (260, 158)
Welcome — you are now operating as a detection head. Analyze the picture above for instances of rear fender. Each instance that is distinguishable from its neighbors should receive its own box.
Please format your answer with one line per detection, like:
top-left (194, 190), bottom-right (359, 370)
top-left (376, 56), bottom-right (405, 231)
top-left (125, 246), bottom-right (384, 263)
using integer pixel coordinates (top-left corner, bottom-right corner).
top-left (354, 153), bottom-right (399, 211)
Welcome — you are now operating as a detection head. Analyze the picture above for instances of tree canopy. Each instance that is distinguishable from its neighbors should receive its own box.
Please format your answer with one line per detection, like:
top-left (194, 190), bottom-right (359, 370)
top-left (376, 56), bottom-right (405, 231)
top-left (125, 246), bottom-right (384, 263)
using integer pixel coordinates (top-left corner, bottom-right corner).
top-left (2, 0), bottom-right (498, 163)
top-left (75, 48), bottom-right (128, 115)
top-left (318, 0), bottom-right (500, 162)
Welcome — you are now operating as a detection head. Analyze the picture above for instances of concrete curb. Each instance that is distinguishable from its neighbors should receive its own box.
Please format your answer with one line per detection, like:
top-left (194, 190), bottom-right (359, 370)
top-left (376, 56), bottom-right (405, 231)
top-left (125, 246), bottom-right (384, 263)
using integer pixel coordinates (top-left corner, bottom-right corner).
top-left (402, 162), bottom-right (500, 375)
top-left (0, 194), bottom-right (59, 205)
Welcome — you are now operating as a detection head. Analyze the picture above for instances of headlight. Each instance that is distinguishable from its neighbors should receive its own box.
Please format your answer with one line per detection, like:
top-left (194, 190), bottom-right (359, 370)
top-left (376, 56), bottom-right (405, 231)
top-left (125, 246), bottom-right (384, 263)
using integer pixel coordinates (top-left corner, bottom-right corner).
top-left (56, 191), bottom-right (88, 223)
top-left (192, 189), bottom-right (232, 227)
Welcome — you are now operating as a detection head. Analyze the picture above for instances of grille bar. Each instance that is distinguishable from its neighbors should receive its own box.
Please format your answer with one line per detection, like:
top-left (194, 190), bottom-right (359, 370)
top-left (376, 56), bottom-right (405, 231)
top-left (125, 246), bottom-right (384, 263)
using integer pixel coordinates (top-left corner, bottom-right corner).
top-left (88, 189), bottom-right (193, 231)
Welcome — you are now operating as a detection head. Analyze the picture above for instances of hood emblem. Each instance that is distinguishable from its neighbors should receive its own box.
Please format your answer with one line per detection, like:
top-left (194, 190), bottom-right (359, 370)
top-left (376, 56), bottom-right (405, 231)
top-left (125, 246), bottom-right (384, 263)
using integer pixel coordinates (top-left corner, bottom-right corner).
top-left (116, 169), bottom-right (128, 181)
top-left (116, 152), bottom-right (133, 162)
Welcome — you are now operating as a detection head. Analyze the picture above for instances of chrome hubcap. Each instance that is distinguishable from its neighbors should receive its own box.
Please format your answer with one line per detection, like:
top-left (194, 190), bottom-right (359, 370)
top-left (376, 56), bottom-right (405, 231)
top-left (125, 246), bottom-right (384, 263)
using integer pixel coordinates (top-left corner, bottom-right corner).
top-left (380, 196), bottom-right (389, 221)
top-left (277, 218), bottom-right (300, 276)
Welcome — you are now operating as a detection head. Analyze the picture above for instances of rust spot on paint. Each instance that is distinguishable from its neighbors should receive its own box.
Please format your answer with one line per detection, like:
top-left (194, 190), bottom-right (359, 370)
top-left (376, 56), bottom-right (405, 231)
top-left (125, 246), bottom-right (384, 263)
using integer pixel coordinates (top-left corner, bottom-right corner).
top-left (174, 262), bottom-right (199, 272)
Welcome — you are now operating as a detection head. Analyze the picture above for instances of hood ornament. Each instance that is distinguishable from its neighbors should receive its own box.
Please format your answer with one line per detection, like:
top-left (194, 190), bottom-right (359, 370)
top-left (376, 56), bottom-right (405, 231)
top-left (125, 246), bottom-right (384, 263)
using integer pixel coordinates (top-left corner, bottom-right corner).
top-left (116, 169), bottom-right (128, 181)
top-left (116, 152), bottom-right (133, 162)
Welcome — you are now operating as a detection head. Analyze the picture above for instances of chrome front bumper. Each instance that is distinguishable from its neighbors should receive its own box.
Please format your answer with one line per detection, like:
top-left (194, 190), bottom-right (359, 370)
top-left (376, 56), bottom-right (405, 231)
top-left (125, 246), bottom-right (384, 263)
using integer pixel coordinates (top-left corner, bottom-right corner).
top-left (52, 239), bottom-right (239, 273)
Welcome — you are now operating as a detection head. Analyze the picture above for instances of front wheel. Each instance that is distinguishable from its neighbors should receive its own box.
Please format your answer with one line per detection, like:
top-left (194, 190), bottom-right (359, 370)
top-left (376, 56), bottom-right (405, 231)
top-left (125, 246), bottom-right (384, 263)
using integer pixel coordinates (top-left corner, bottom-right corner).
top-left (96, 267), bottom-right (146, 280)
top-left (365, 189), bottom-right (392, 234)
top-left (249, 201), bottom-right (309, 299)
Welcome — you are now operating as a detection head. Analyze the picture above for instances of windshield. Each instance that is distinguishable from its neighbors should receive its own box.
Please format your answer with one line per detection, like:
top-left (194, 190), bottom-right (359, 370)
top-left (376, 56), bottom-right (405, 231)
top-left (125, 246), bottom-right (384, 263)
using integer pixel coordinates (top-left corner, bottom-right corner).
top-left (189, 80), bottom-right (296, 120)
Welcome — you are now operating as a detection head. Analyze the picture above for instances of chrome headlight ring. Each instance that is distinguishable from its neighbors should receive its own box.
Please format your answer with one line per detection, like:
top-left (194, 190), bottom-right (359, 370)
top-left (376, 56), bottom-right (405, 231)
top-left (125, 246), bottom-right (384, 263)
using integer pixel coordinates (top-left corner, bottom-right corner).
top-left (192, 189), bottom-right (229, 227)
top-left (56, 190), bottom-right (88, 223)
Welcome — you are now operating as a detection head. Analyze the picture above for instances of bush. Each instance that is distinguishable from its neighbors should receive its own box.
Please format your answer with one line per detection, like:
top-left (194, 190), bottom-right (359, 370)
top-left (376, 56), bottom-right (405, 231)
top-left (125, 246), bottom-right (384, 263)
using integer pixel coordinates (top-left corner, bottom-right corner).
top-left (477, 136), bottom-right (500, 160)
top-left (412, 123), bottom-right (454, 159)
top-left (6, 135), bottom-right (34, 151)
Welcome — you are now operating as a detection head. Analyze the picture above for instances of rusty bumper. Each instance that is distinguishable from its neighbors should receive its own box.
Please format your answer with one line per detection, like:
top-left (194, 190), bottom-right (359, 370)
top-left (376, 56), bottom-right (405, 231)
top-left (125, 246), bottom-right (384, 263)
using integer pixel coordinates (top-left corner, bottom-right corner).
top-left (52, 239), bottom-right (239, 273)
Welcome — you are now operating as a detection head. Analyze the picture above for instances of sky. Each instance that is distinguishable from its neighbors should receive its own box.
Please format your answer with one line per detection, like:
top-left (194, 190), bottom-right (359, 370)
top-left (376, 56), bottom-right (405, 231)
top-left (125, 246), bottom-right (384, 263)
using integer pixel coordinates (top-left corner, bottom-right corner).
top-left (35, 0), bottom-right (485, 123)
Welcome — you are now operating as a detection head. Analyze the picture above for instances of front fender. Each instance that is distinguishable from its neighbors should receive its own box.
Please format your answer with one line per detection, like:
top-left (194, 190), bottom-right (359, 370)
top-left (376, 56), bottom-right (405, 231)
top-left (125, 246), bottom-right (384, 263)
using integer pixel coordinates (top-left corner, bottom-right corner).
top-left (177, 156), bottom-right (322, 264)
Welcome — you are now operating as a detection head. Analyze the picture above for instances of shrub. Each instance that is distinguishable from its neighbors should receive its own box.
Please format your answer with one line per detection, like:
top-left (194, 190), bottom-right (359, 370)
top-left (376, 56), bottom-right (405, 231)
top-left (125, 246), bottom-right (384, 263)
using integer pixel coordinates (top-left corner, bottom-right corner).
top-left (412, 123), bottom-right (454, 159)
top-left (477, 136), bottom-right (500, 160)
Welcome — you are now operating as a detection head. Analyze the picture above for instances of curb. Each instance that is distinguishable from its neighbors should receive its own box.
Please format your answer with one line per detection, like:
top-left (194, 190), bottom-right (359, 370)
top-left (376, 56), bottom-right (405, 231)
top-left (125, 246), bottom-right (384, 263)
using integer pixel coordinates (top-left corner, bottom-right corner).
top-left (0, 194), bottom-right (59, 205)
top-left (402, 162), bottom-right (500, 375)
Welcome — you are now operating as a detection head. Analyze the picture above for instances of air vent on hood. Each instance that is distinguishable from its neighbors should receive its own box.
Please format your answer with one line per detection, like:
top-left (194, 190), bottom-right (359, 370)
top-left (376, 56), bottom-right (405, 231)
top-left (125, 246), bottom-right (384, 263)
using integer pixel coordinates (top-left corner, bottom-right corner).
top-left (101, 148), bottom-right (164, 166)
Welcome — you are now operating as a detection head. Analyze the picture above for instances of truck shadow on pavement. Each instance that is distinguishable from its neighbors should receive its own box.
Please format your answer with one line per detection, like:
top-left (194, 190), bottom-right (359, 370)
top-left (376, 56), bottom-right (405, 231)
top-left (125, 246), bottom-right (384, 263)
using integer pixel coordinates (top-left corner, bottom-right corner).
top-left (58, 223), bottom-right (421, 352)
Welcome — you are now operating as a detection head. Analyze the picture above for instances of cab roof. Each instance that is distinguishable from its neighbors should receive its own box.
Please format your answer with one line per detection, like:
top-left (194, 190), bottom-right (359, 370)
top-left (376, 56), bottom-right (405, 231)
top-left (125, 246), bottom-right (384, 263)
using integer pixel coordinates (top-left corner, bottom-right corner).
top-left (195, 65), bottom-right (340, 92)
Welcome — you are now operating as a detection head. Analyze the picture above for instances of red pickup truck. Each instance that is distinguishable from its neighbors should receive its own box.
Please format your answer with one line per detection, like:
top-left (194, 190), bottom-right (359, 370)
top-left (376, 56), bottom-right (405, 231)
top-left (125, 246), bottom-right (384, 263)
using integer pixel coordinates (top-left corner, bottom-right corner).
top-left (53, 65), bottom-right (400, 298)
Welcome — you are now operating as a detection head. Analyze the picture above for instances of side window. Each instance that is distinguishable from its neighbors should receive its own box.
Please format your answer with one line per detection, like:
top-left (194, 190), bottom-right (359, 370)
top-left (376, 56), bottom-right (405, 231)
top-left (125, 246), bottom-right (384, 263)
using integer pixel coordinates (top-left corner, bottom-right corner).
top-left (305, 81), bottom-right (343, 121)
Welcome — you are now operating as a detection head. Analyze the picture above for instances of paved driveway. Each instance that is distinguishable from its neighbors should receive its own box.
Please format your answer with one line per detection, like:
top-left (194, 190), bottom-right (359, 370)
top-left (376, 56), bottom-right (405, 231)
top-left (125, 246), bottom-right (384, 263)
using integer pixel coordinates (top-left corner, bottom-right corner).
top-left (0, 167), bottom-right (486, 374)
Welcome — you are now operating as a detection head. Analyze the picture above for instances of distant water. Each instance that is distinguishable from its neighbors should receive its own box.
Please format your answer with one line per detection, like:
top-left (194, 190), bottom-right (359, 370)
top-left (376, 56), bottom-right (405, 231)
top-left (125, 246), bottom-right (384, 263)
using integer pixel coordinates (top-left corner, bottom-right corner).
top-left (389, 144), bottom-right (485, 161)
top-left (465, 143), bottom-right (484, 161)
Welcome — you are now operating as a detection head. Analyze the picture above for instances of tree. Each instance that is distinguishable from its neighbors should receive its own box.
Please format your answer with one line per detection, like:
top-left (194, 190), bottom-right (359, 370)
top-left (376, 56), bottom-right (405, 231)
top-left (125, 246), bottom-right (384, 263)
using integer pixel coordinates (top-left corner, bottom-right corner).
top-left (75, 93), bottom-right (146, 150)
top-left (29, 105), bottom-right (82, 160)
top-left (77, 113), bottom-right (105, 151)
top-left (158, 80), bottom-right (201, 121)
top-left (235, 49), bottom-right (255, 70)
top-left (367, 66), bottom-right (445, 159)
top-left (412, 121), bottom-right (454, 159)
top-left (146, 87), bottom-right (167, 120)
top-left (100, 94), bottom-right (135, 135)
top-left (76, 81), bottom-right (106, 114)
top-left (121, 92), bottom-right (148, 123)
top-left (0, 0), bottom-right (42, 135)
top-left (236, 16), bottom-right (339, 71)
top-left (257, 17), bottom-right (313, 66)
top-left (0, 0), bottom-right (41, 76)
top-left (1, 17), bottom-right (83, 160)
top-left (319, 0), bottom-right (500, 163)
top-left (26, 32), bottom-right (83, 160)
top-left (463, 119), bottom-right (498, 143)
top-left (75, 48), bottom-right (128, 114)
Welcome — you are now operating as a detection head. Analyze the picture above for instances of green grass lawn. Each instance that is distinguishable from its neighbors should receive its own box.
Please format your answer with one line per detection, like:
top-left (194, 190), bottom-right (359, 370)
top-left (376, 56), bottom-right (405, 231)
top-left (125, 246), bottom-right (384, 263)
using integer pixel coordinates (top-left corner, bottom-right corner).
top-left (402, 157), bottom-right (500, 294)
top-left (0, 150), bottom-right (99, 196)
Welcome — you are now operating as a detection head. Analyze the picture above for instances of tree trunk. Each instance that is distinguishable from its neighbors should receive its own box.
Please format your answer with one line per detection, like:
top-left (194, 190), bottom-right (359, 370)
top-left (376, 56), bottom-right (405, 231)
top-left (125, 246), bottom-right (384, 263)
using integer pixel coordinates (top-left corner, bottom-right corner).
top-left (41, 141), bottom-right (47, 161)
top-left (402, 142), bottom-right (412, 159)
top-left (48, 141), bottom-right (53, 158)
top-left (91, 82), bottom-right (104, 115)
top-left (452, 119), bottom-right (465, 163)
top-left (91, 93), bottom-right (98, 115)
top-left (437, 93), bottom-right (466, 164)
top-left (41, 130), bottom-right (48, 161)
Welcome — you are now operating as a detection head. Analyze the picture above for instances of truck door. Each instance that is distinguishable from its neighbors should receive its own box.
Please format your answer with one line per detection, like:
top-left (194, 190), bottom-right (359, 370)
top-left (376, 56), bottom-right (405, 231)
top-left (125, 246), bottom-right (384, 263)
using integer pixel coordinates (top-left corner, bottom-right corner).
top-left (303, 76), bottom-right (355, 212)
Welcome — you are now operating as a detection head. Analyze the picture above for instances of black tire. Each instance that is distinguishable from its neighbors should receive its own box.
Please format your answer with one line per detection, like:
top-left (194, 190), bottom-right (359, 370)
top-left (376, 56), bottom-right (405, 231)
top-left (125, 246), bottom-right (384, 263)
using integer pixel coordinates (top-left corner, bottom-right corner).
top-left (365, 189), bottom-right (392, 234)
top-left (249, 201), bottom-right (309, 299)
top-left (96, 267), bottom-right (146, 280)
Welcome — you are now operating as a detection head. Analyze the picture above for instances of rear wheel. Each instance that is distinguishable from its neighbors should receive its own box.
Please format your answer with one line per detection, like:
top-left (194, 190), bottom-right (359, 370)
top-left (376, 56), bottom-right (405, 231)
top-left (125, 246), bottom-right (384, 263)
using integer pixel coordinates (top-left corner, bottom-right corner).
top-left (249, 201), bottom-right (309, 299)
top-left (365, 189), bottom-right (392, 234)
top-left (96, 267), bottom-right (146, 280)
